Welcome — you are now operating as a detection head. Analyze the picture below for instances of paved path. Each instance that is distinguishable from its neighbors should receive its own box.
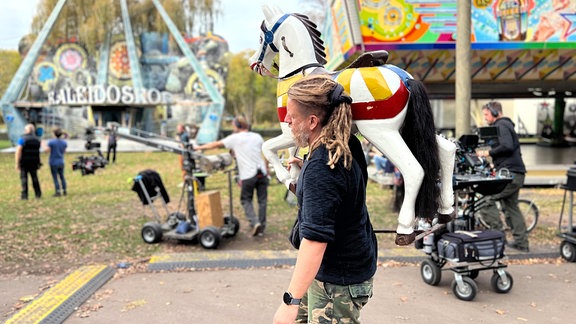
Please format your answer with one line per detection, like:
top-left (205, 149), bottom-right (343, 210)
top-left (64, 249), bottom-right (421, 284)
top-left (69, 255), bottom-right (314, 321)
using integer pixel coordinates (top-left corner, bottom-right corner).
top-left (2, 257), bottom-right (573, 323)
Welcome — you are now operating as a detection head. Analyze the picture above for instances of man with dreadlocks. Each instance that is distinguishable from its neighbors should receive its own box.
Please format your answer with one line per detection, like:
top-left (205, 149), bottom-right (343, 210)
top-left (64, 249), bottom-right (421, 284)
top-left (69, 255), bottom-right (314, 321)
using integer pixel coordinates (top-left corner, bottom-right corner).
top-left (273, 75), bottom-right (377, 324)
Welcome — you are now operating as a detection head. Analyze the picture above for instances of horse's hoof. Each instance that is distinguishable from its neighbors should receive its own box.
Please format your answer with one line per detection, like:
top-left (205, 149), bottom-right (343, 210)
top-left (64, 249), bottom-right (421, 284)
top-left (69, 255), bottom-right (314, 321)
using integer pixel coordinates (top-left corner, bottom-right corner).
top-left (395, 231), bottom-right (423, 246)
top-left (437, 211), bottom-right (456, 224)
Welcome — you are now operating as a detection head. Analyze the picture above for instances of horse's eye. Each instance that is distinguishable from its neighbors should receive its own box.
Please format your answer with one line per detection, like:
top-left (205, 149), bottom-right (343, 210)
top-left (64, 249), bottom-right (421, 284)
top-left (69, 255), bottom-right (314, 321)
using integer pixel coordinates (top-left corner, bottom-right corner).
top-left (259, 36), bottom-right (263, 44)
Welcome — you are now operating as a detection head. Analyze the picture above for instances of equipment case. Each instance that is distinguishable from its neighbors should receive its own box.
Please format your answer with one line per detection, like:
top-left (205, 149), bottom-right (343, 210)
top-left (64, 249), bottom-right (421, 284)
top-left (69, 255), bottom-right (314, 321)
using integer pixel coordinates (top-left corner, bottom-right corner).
top-left (437, 230), bottom-right (505, 263)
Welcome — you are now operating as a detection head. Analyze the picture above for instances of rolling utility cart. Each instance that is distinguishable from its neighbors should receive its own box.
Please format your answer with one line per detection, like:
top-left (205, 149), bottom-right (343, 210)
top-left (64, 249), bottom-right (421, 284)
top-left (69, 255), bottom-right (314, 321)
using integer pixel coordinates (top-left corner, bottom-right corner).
top-left (132, 169), bottom-right (239, 249)
top-left (416, 134), bottom-right (514, 301)
top-left (558, 166), bottom-right (576, 262)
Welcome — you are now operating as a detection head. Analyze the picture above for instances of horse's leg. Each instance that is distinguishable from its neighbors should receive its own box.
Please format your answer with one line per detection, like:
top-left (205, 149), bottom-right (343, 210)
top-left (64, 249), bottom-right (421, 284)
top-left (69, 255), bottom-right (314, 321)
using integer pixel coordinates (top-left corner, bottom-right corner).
top-left (436, 135), bottom-right (456, 219)
top-left (358, 122), bottom-right (423, 235)
top-left (262, 122), bottom-right (298, 189)
top-left (286, 146), bottom-right (301, 180)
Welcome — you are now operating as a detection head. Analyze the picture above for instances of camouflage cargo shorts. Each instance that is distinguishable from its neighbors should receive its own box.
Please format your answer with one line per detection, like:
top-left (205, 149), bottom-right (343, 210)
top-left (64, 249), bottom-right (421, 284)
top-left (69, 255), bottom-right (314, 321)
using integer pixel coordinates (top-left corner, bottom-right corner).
top-left (295, 278), bottom-right (373, 323)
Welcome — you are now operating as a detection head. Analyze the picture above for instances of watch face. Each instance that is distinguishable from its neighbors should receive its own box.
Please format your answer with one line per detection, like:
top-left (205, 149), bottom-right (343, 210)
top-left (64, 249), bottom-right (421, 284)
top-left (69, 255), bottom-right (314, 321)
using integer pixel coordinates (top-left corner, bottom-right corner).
top-left (283, 292), bottom-right (292, 305)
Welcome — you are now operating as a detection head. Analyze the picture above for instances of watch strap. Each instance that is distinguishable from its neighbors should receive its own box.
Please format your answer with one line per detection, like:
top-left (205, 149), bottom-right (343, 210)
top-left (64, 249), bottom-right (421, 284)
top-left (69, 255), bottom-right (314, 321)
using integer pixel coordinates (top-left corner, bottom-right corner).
top-left (283, 291), bottom-right (301, 305)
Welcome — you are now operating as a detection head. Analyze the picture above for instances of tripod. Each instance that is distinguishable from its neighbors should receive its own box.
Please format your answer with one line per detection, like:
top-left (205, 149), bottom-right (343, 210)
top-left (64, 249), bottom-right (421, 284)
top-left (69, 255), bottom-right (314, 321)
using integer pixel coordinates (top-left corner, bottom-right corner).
top-left (176, 147), bottom-right (200, 228)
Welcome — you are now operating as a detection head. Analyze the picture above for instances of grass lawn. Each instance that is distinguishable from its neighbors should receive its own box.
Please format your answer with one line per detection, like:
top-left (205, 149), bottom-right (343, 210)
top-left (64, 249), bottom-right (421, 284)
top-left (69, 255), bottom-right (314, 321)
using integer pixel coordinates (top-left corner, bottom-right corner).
top-left (0, 150), bottom-right (567, 275)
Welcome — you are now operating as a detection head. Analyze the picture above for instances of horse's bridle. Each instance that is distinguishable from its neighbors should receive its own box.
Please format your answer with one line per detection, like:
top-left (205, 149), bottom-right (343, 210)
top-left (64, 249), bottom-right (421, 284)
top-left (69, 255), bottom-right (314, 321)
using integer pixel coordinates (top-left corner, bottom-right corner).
top-left (257, 14), bottom-right (290, 63)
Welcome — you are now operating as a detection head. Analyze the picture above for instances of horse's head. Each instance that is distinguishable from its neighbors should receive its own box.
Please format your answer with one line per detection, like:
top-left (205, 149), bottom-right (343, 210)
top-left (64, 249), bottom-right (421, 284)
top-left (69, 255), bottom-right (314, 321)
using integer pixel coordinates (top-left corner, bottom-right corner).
top-left (249, 6), bottom-right (326, 79)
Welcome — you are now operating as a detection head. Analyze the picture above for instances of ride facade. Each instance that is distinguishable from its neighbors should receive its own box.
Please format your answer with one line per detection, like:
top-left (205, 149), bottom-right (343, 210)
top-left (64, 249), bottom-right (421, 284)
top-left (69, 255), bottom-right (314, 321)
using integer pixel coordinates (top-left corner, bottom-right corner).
top-left (1, 0), bottom-right (228, 145)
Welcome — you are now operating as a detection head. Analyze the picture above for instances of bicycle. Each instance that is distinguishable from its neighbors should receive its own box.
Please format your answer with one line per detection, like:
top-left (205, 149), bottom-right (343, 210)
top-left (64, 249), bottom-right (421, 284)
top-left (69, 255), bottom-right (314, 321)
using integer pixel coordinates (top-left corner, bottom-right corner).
top-left (457, 191), bottom-right (539, 233)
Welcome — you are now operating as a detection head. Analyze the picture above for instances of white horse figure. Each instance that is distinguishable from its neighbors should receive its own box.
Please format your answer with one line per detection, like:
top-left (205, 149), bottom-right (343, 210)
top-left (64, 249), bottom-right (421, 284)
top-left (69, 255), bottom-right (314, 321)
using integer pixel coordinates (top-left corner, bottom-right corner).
top-left (249, 6), bottom-right (456, 245)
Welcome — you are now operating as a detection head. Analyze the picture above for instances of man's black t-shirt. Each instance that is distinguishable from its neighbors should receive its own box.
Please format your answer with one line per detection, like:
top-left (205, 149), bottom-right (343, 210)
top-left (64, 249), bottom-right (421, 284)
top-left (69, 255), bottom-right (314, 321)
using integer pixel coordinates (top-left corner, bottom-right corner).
top-left (295, 143), bottom-right (377, 285)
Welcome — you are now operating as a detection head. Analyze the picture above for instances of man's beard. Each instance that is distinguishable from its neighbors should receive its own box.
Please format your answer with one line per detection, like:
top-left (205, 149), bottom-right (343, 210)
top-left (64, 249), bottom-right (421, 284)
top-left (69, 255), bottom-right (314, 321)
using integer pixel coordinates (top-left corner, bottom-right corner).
top-left (291, 122), bottom-right (309, 148)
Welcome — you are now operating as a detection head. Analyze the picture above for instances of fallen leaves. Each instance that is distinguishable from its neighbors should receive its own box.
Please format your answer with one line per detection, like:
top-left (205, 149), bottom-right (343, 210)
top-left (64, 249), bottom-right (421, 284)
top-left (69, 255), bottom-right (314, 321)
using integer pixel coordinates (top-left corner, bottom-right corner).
top-left (121, 299), bottom-right (147, 312)
top-left (76, 303), bottom-right (103, 318)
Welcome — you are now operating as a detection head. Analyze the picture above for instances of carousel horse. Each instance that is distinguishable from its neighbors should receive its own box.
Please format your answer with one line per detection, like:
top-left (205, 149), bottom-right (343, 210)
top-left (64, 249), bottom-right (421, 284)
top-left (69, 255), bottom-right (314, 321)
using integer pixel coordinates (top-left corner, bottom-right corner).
top-left (249, 6), bottom-right (456, 245)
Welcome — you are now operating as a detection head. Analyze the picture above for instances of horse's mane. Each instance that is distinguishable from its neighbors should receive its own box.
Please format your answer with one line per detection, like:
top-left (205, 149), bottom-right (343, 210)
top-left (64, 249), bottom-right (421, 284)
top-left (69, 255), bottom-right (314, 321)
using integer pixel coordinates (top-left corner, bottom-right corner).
top-left (290, 13), bottom-right (327, 66)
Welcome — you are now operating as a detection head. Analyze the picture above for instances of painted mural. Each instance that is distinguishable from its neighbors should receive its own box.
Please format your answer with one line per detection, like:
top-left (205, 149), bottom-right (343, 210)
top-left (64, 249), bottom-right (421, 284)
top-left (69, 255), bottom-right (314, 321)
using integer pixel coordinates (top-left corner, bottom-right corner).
top-left (357, 0), bottom-right (576, 46)
top-left (348, 0), bottom-right (576, 85)
top-left (324, 0), bottom-right (576, 78)
top-left (21, 32), bottom-right (228, 137)
top-left (30, 43), bottom-right (97, 102)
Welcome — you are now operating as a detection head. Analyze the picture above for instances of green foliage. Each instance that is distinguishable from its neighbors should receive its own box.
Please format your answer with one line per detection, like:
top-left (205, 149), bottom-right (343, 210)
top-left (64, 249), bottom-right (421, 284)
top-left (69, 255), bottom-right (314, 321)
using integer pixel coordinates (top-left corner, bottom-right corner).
top-left (0, 50), bottom-right (22, 101)
top-left (224, 50), bottom-right (277, 125)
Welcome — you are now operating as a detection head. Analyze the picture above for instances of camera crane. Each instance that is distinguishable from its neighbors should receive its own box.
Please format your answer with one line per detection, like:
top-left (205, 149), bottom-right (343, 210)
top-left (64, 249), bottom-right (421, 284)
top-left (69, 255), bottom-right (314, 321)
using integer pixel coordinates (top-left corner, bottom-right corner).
top-left (109, 126), bottom-right (238, 249)
top-left (113, 127), bottom-right (233, 222)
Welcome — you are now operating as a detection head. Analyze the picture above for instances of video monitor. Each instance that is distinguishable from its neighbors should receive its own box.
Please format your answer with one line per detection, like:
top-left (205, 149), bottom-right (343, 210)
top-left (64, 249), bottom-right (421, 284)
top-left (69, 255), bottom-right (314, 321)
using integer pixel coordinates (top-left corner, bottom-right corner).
top-left (478, 126), bottom-right (499, 139)
top-left (458, 134), bottom-right (479, 148)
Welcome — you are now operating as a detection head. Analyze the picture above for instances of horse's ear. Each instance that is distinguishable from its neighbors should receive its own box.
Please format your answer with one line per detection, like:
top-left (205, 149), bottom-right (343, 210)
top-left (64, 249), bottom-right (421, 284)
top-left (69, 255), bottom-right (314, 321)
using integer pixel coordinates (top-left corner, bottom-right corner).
top-left (262, 4), bottom-right (285, 22)
top-left (271, 5), bottom-right (284, 16)
top-left (262, 5), bottom-right (276, 22)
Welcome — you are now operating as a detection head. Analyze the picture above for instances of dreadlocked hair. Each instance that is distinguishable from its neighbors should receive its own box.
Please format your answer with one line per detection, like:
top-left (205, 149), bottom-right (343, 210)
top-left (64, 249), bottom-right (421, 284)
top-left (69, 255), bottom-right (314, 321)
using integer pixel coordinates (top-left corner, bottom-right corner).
top-left (288, 75), bottom-right (353, 170)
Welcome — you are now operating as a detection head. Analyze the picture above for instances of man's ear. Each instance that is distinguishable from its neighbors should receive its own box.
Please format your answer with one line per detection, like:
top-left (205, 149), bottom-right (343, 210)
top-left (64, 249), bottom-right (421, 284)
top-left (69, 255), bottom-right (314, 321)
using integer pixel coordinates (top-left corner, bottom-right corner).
top-left (309, 114), bottom-right (320, 131)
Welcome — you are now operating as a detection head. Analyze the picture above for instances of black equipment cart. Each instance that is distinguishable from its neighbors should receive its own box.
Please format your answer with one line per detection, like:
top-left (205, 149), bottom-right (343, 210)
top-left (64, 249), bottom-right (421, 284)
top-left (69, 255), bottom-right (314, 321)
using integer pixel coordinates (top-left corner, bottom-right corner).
top-left (416, 135), bottom-right (514, 301)
top-left (132, 168), bottom-right (239, 249)
top-left (558, 166), bottom-right (576, 262)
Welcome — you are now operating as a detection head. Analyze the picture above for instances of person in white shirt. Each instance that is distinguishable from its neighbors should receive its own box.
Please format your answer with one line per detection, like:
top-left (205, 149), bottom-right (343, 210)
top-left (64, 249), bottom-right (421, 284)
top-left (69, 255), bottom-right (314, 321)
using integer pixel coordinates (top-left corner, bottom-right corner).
top-left (196, 116), bottom-right (269, 236)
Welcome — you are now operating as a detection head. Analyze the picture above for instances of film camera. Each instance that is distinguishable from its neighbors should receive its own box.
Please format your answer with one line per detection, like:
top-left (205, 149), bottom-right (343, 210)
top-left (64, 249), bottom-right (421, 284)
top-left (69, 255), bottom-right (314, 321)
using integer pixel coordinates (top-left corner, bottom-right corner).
top-left (72, 150), bottom-right (108, 176)
top-left (455, 126), bottom-right (500, 176)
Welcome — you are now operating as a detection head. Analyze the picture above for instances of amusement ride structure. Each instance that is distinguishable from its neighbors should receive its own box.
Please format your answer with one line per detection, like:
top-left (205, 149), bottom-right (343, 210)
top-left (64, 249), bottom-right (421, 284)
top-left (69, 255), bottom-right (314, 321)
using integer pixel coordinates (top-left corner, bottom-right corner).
top-left (1, 0), bottom-right (226, 145)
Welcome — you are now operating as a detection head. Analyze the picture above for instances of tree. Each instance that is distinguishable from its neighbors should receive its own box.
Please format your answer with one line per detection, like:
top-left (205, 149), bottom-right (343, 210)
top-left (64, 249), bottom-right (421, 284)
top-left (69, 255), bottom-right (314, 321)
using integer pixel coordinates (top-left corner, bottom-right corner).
top-left (0, 50), bottom-right (22, 125)
top-left (24, 0), bottom-right (221, 53)
top-left (0, 50), bottom-right (22, 98)
top-left (224, 50), bottom-right (277, 126)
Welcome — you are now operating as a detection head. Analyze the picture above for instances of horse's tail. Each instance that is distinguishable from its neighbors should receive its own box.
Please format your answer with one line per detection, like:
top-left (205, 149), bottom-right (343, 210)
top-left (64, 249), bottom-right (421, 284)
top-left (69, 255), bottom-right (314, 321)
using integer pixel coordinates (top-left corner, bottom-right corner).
top-left (401, 79), bottom-right (440, 219)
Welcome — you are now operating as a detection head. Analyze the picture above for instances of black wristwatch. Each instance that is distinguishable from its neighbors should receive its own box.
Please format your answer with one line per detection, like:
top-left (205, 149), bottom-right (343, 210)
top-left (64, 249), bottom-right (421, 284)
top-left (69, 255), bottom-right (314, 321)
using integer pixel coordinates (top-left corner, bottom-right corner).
top-left (283, 291), bottom-right (301, 305)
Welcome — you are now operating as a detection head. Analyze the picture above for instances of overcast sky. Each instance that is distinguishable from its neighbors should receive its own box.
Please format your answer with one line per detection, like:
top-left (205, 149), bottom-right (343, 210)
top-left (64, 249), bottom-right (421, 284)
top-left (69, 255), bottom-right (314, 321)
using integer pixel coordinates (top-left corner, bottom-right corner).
top-left (0, 0), bottom-right (302, 53)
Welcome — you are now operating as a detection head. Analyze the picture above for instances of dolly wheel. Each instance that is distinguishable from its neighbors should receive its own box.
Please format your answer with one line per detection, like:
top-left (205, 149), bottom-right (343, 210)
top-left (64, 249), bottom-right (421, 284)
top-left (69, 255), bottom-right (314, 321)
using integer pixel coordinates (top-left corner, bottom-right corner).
top-left (223, 216), bottom-right (240, 238)
top-left (420, 259), bottom-right (442, 286)
top-left (491, 271), bottom-right (513, 293)
top-left (451, 276), bottom-right (477, 301)
top-left (560, 240), bottom-right (576, 262)
top-left (200, 226), bottom-right (221, 249)
top-left (142, 222), bottom-right (163, 244)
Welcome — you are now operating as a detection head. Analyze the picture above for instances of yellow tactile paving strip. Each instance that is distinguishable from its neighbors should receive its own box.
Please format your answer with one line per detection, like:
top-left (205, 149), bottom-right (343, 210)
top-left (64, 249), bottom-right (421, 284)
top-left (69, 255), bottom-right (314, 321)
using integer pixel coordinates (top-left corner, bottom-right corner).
top-left (5, 265), bottom-right (114, 324)
top-left (150, 250), bottom-right (297, 263)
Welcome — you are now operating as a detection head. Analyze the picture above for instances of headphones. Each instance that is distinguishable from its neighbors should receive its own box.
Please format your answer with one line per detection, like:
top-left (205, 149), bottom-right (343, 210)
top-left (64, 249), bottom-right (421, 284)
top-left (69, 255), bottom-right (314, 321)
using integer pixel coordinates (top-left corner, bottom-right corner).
top-left (486, 102), bottom-right (500, 117)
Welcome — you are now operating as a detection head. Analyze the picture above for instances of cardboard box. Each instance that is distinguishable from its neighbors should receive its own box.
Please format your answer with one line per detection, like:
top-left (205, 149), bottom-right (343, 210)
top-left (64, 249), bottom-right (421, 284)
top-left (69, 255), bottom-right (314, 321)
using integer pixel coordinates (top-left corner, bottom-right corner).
top-left (196, 190), bottom-right (223, 228)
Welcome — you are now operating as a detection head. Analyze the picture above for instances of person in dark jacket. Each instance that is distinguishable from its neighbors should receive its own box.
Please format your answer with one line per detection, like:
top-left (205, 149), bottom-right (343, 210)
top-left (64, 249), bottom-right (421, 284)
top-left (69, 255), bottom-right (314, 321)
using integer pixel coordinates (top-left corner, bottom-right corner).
top-left (478, 101), bottom-right (529, 252)
top-left (273, 75), bottom-right (377, 324)
top-left (106, 125), bottom-right (119, 163)
top-left (15, 124), bottom-right (42, 200)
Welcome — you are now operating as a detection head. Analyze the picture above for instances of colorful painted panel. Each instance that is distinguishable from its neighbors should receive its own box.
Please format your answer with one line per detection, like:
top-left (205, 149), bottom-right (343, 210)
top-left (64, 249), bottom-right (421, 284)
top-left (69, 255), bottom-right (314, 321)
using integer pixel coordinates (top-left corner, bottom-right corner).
top-left (358, 0), bottom-right (576, 49)
top-left (324, 0), bottom-right (362, 71)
